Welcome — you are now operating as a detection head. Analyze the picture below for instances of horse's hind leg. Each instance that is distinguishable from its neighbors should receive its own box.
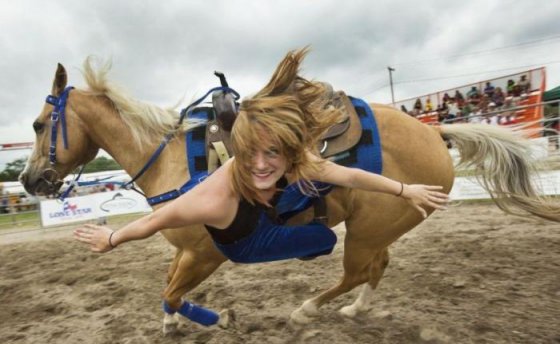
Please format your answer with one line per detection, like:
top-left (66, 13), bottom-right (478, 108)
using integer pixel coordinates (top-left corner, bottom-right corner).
top-left (162, 249), bottom-right (226, 334)
top-left (290, 243), bottom-right (375, 324)
top-left (339, 248), bottom-right (389, 318)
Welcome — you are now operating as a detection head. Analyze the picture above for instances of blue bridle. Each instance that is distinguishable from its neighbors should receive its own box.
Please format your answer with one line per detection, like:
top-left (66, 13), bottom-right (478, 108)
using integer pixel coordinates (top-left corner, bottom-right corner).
top-left (43, 84), bottom-right (239, 201)
top-left (45, 86), bottom-right (74, 166)
top-left (44, 86), bottom-right (86, 200)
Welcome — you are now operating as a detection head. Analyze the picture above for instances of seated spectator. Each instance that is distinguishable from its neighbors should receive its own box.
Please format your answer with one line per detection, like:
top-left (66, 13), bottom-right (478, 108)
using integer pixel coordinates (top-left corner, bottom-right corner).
top-left (492, 87), bottom-right (505, 107)
top-left (413, 98), bottom-right (423, 115)
top-left (518, 74), bottom-right (531, 94)
top-left (483, 82), bottom-right (495, 98)
top-left (425, 97), bottom-right (433, 112)
top-left (436, 102), bottom-right (449, 122)
top-left (467, 106), bottom-right (482, 123)
top-left (454, 90), bottom-right (465, 107)
top-left (506, 79), bottom-right (516, 96)
top-left (461, 103), bottom-right (472, 119)
top-left (467, 86), bottom-right (481, 104)
top-left (447, 100), bottom-right (459, 121)
top-left (500, 98), bottom-right (517, 124)
top-left (442, 93), bottom-right (451, 104)
top-left (487, 103), bottom-right (499, 125)
top-left (400, 104), bottom-right (409, 114)
top-left (478, 94), bottom-right (490, 112)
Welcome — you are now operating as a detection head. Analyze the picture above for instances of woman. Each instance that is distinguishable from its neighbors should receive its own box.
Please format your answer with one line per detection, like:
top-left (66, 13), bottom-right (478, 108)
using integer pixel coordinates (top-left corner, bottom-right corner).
top-left (74, 49), bottom-right (449, 262)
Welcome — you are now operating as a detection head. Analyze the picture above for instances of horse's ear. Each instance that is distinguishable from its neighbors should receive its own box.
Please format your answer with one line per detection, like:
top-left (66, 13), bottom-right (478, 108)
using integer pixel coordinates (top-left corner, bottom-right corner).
top-left (255, 48), bottom-right (309, 98)
top-left (51, 63), bottom-right (67, 96)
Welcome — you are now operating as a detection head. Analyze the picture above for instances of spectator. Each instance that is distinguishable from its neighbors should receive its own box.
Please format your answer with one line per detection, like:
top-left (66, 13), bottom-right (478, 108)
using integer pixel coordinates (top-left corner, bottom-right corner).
top-left (506, 79), bottom-right (516, 96)
top-left (492, 87), bottom-right (505, 107)
top-left (461, 103), bottom-right (472, 119)
top-left (468, 106), bottom-right (482, 123)
top-left (436, 102), bottom-right (448, 122)
top-left (442, 93), bottom-right (451, 104)
top-left (454, 90), bottom-right (465, 107)
top-left (413, 98), bottom-right (423, 115)
top-left (425, 97), bottom-right (433, 112)
top-left (467, 86), bottom-right (481, 104)
top-left (487, 103), bottom-right (499, 125)
top-left (518, 75), bottom-right (531, 94)
top-left (483, 82), bottom-right (495, 98)
top-left (478, 94), bottom-right (490, 112)
top-left (500, 98), bottom-right (516, 124)
top-left (447, 100), bottom-right (459, 122)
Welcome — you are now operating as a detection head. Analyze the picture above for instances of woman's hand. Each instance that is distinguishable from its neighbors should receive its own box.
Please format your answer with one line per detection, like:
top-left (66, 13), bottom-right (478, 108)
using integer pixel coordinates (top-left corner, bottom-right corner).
top-left (401, 184), bottom-right (449, 218)
top-left (73, 224), bottom-right (115, 253)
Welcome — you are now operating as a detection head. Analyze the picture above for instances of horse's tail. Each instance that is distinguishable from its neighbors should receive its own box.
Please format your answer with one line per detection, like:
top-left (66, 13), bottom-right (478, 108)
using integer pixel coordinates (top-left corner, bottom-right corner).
top-left (439, 123), bottom-right (560, 222)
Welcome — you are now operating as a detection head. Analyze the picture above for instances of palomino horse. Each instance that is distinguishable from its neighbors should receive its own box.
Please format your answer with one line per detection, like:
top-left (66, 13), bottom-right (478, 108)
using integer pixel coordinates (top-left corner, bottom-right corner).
top-left (20, 53), bottom-right (559, 333)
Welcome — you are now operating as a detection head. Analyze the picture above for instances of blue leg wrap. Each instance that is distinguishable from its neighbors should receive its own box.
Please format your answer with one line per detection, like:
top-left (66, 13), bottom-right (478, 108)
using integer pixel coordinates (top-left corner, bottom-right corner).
top-left (162, 300), bottom-right (219, 326)
top-left (162, 300), bottom-right (176, 315)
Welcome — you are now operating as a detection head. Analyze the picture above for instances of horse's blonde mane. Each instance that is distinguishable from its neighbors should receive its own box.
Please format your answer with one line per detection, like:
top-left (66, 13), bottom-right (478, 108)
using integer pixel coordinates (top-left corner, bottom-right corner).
top-left (81, 57), bottom-right (202, 149)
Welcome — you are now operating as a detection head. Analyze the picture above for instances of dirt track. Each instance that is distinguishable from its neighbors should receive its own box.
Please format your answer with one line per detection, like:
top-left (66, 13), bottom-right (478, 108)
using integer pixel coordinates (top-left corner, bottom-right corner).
top-left (1, 203), bottom-right (559, 344)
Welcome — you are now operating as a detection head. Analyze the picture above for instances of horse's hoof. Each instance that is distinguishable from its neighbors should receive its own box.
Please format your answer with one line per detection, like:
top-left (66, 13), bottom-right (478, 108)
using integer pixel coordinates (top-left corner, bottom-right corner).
top-left (218, 309), bottom-right (236, 329)
top-left (339, 305), bottom-right (358, 318)
top-left (162, 313), bottom-right (179, 335)
top-left (290, 308), bottom-right (313, 324)
top-left (163, 321), bottom-right (178, 335)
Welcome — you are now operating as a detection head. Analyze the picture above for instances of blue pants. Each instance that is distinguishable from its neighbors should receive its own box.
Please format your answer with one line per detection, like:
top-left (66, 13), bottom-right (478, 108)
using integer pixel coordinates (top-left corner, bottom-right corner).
top-left (213, 213), bottom-right (337, 263)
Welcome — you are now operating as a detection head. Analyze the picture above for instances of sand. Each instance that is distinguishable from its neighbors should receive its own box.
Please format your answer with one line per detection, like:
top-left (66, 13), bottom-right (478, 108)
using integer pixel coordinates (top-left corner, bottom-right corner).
top-left (1, 203), bottom-right (559, 344)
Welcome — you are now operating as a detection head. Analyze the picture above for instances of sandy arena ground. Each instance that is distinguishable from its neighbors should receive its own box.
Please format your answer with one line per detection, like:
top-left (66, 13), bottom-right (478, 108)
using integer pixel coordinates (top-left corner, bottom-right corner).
top-left (1, 203), bottom-right (559, 344)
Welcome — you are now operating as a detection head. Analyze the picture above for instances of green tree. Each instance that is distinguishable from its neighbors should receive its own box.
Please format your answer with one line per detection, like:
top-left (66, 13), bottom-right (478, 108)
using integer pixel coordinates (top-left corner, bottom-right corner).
top-left (83, 156), bottom-right (122, 173)
top-left (0, 157), bottom-right (27, 182)
top-left (0, 156), bottom-right (121, 182)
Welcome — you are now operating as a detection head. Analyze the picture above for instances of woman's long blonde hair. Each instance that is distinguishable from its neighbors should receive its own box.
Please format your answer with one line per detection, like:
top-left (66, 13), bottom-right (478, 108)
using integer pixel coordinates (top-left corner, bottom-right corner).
top-left (230, 48), bottom-right (343, 204)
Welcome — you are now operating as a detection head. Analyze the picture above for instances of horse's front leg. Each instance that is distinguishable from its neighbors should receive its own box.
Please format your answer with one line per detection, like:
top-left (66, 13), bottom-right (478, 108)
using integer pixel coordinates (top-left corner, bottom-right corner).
top-left (161, 245), bottom-right (227, 335)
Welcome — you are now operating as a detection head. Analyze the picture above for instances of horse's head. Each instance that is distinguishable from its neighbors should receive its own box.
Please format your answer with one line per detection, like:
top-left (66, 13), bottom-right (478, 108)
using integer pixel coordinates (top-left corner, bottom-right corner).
top-left (19, 64), bottom-right (99, 196)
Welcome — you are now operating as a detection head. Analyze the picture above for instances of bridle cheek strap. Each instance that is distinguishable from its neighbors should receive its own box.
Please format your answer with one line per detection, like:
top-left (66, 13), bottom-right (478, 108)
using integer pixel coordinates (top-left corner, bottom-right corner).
top-left (45, 86), bottom-right (74, 165)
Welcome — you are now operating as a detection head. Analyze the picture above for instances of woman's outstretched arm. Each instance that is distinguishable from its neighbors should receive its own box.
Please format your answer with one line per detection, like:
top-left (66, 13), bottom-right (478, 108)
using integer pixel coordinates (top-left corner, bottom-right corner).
top-left (309, 154), bottom-right (449, 217)
top-left (74, 166), bottom-right (233, 252)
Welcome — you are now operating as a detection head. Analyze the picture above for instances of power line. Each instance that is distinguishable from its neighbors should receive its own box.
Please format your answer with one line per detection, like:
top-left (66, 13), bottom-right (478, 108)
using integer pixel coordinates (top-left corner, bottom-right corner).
top-left (392, 34), bottom-right (560, 67)
top-left (392, 60), bottom-right (560, 85)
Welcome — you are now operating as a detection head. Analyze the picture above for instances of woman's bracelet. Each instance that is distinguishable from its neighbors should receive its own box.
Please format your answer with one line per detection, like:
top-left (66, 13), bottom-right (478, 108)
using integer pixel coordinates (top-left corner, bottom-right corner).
top-left (108, 231), bottom-right (117, 248)
top-left (396, 182), bottom-right (404, 197)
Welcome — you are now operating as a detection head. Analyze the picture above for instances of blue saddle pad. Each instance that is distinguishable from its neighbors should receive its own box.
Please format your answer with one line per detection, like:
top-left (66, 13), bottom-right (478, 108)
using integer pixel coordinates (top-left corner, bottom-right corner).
top-left (149, 98), bottom-right (382, 210)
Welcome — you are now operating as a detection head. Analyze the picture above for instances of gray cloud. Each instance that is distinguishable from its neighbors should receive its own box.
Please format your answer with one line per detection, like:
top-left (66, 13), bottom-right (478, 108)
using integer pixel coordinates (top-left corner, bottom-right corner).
top-left (1, 0), bottom-right (560, 168)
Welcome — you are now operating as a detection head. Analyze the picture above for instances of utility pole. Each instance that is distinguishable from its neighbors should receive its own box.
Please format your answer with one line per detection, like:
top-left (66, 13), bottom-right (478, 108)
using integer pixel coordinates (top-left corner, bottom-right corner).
top-left (387, 66), bottom-right (395, 107)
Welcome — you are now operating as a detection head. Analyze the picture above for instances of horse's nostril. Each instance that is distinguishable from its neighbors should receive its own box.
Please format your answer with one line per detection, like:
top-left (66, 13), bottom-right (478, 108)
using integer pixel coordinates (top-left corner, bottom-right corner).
top-left (42, 169), bottom-right (59, 182)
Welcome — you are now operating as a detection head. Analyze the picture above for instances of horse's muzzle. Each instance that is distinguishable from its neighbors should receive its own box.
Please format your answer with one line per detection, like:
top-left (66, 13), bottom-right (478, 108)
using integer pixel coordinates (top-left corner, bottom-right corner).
top-left (20, 168), bottom-right (64, 196)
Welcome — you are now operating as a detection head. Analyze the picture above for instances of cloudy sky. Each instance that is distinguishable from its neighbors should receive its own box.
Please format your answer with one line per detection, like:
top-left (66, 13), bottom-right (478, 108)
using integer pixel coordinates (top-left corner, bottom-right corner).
top-left (1, 0), bottom-right (559, 168)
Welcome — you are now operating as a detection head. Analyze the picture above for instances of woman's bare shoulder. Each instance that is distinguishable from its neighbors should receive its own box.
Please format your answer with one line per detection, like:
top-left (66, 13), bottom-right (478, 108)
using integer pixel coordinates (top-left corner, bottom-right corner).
top-left (197, 159), bottom-right (237, 199)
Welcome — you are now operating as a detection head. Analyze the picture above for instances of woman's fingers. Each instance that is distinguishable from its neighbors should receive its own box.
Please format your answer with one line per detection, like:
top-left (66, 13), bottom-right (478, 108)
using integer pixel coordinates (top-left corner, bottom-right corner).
top-left (425, 185), bottom-right (444, 191)
top-left (414, 205), bottom-right (427, 218)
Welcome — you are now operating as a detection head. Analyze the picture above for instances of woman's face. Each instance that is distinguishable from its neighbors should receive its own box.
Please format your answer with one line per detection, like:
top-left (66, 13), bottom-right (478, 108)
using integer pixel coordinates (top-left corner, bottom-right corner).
top-left (250, 143), bottom-right (287, 191)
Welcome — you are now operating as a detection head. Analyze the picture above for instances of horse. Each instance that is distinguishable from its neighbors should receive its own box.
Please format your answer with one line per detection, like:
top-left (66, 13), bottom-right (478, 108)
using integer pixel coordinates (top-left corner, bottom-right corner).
top-left (20, 52), bottom-right (559, 333)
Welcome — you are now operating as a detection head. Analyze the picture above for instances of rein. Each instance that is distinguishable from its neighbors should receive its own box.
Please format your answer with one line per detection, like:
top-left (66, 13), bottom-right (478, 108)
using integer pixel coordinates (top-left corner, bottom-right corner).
top-left (120, 85), bottom-right (239, 197)
top-left (43, 78), bottom-right (239, 203)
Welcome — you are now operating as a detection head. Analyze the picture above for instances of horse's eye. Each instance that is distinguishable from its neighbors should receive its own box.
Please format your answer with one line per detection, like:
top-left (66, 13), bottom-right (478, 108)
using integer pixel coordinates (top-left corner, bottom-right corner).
top-left (33, 121), bottom-right (44, 133)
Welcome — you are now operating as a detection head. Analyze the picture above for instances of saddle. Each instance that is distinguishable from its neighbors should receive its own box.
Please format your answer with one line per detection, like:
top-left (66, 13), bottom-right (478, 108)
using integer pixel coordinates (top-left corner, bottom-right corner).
top-left (205, 81), bottom-right (363, 172)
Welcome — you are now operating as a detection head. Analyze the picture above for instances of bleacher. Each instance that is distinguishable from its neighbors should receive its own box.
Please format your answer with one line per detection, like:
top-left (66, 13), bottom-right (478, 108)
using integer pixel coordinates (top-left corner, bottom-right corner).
top-left (395, 68), bottom-right (547, 136)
